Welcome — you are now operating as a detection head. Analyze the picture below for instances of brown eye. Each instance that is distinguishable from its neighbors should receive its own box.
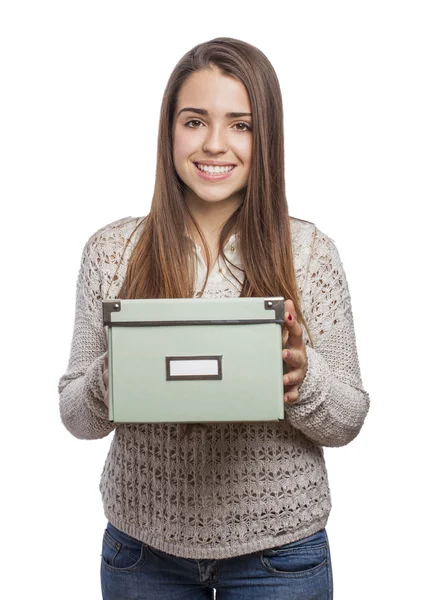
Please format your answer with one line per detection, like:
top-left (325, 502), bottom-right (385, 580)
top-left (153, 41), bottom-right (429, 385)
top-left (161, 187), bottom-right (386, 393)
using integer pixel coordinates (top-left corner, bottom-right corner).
top-left (234, 122), bottom-right (252, 132)
top-left (185, 119), bottom-right (203, 128)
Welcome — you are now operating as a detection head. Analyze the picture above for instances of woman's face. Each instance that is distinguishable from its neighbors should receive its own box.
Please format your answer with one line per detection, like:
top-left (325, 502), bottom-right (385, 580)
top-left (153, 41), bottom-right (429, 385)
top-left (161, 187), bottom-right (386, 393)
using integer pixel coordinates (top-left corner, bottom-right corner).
top-left (172, 68), bottom-right (253, 211)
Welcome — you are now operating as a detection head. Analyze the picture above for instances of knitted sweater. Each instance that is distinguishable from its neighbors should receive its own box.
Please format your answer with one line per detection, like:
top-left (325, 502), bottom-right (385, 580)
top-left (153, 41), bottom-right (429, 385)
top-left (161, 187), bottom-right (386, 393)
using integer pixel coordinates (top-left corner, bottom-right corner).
top-left (58, 215), bottom-right (370, 560)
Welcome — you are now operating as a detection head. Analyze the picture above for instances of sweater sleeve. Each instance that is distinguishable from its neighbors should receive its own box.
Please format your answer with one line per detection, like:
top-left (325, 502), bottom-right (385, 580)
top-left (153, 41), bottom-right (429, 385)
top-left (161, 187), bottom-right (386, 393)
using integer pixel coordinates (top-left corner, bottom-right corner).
top-left (58, 232), bottom-right (115, 440)
top-left (284, 225), bottom-right (370, 447)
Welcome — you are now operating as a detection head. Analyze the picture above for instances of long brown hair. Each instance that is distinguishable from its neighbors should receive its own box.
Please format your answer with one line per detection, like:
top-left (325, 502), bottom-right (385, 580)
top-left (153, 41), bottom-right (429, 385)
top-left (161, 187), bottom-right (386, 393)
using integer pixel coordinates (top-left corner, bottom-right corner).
top-left (115, 37), bottom-right (314, 435)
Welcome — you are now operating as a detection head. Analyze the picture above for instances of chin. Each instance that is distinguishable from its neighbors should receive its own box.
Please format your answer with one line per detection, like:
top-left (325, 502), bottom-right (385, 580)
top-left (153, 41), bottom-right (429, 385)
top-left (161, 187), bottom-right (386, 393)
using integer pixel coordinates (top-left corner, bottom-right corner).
top-left (200, 192), bottom-right (239, 204)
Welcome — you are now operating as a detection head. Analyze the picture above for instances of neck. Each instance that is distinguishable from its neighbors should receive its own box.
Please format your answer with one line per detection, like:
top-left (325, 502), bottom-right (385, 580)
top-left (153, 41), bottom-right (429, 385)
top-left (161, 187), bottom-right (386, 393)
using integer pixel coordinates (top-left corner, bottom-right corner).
top-left (184, 190), bottom-right (242, 245)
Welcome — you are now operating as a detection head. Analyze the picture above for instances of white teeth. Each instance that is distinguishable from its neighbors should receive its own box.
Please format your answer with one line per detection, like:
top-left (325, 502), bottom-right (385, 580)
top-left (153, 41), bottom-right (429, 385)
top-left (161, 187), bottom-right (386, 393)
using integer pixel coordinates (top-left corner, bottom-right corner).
top-left (196, 163), bottom-right (234, 174)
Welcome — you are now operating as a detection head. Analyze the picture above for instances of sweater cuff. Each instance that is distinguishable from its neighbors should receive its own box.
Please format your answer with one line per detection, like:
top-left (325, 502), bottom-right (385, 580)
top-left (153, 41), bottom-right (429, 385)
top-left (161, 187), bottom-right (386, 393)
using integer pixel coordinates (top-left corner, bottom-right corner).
top-left (295, 344), bottom-right (316, 404)
top-left (83, 353), bottom-right (110, 421)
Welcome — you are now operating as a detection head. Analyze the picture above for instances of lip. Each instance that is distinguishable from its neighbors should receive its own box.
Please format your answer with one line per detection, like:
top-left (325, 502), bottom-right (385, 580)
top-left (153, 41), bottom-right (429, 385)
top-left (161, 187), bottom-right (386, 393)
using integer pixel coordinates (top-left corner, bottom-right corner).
top-left (193, 162), bottom-right (236, 181)
top-left (193, 160), bottom-right (236, 166)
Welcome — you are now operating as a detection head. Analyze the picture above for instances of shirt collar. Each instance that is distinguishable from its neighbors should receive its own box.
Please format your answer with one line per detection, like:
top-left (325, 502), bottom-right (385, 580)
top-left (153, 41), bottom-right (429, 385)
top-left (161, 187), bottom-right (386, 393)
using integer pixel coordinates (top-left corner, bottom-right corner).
top-left (185, 231), bottom-right (240, 251)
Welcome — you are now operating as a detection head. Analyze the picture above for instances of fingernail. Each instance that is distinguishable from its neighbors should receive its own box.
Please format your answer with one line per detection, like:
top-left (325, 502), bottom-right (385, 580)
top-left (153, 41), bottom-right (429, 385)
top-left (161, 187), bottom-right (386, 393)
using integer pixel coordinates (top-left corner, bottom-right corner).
top-left (288, 313), bottom-right (293, 321)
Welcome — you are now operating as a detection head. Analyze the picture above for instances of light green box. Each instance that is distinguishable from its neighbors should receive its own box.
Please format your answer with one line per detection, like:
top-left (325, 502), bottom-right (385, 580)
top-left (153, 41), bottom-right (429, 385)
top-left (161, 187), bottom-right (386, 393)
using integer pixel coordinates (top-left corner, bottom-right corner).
top-left (102, 297), bottom-right (285, 424)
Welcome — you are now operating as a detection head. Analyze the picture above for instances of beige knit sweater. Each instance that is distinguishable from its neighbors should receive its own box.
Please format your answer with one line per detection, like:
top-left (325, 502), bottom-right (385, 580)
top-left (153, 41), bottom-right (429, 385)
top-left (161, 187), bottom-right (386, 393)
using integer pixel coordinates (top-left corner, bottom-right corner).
top-left (58, 215), bottom-right (370, 559)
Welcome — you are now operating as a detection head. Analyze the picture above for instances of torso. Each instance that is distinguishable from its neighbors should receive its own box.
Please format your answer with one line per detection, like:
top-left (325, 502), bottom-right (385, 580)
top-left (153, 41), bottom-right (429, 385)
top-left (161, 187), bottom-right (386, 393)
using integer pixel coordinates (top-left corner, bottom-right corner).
top-left (199, 244), bottom-right (221, 277)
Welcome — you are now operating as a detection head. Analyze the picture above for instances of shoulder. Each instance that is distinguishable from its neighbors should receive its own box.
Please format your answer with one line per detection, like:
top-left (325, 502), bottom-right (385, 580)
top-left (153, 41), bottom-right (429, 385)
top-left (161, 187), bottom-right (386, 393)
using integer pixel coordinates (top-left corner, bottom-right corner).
top-left (288, 215), bottom-right (316, 241)
top-left (81, 215), bottom-right (146, 257)
top-left (288, 215), bottom-right (338, 254)
top-left (77, 216), bottom-right (147, 289)
top-left (288, 216), bottom-right (317, 260)
top-left (288, 216), bottom-right (344, 291)
top-left (85, 215), bottom-right (145, 247)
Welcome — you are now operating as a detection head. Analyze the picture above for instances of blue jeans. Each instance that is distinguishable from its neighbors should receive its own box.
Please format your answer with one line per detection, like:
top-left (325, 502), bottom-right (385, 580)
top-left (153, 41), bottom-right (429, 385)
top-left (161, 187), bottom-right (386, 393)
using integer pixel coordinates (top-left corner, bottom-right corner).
top-left (101, 521), bottom-right (333, 599)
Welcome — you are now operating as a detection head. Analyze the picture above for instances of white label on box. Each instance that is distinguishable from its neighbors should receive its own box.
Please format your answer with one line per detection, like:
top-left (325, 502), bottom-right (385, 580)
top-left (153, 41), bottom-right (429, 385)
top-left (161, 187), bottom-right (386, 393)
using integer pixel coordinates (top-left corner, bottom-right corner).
top-left (169, 359), bottom-right (219, 377)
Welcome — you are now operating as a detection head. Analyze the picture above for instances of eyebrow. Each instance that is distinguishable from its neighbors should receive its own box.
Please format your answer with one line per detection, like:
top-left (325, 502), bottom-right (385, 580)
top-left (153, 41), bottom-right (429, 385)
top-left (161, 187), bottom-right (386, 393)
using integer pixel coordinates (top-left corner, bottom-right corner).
top-left (177, 107), bottom-right (252, 119)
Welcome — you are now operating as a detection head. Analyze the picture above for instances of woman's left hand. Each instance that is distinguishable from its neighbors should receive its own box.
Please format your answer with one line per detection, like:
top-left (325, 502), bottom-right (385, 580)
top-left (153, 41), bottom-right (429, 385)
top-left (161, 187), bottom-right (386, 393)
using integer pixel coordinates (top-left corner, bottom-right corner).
top-left (282, 299), bottom-right (308, 404)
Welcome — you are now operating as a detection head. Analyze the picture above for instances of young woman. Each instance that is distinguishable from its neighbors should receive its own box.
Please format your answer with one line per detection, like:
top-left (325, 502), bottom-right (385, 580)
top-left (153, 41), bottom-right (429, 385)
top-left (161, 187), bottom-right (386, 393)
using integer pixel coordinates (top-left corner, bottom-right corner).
top-left (59, 37), bottom-right (370, 599)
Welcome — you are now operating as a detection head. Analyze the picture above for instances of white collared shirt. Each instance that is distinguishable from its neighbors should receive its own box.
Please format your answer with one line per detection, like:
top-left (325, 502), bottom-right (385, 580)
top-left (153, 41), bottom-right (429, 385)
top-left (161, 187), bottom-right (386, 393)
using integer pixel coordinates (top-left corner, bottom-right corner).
top-left (190, 233), bottom-right (245, 297)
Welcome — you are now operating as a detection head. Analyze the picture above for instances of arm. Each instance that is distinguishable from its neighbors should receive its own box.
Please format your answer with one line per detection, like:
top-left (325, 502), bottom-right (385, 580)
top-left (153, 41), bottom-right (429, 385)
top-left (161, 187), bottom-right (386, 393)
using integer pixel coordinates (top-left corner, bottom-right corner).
top-left (58, 233), bottom-right (115, 440)
top-left (284, 226), bottom-right (370, 447)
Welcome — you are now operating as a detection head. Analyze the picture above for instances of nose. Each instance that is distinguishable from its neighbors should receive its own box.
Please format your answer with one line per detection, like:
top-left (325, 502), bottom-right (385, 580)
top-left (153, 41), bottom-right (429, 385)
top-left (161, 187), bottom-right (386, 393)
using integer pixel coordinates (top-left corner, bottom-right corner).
top-left (202, 123), bottom-right (228, 155)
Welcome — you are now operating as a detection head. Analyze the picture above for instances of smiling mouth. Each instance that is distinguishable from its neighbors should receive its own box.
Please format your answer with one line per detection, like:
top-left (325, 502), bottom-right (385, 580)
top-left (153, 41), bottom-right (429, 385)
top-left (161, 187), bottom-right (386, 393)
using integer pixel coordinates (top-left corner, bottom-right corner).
top-left (194, 162), bottom-right (236, 174)
top-left (192, 162), bottom-right (236, 181)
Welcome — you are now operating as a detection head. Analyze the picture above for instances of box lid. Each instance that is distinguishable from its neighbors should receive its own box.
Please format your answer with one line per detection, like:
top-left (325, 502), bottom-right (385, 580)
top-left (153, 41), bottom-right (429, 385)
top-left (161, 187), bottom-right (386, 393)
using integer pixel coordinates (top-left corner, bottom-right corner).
top-left (102, 297), bottom-right (285, 327)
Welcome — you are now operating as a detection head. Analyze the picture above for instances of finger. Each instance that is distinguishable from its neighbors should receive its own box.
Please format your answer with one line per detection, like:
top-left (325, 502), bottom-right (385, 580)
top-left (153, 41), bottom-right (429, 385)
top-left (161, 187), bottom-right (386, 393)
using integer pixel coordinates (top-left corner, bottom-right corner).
top-left (282, 323), bottom-right (289, 347)
top-left (283, 314), bottom-right (299, 347)
top-left (282, 348), bottom-right (302, 366)
top-left (284, 385), bottom-right (299, 404)
top-left (284, 312), bottom-right (303, 349)
top-left (284, 299), bottom-right (297, 318)
top-left (283, 369), bottom-right (302, 387)
top-left (282, 300), bottom-right (297, 346)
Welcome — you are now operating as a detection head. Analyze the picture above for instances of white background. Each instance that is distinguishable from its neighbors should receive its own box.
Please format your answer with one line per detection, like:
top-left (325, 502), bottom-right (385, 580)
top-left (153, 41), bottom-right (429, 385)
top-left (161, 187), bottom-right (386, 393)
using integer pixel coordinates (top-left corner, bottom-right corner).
top-left (1, 1), bottom-right (439, 598)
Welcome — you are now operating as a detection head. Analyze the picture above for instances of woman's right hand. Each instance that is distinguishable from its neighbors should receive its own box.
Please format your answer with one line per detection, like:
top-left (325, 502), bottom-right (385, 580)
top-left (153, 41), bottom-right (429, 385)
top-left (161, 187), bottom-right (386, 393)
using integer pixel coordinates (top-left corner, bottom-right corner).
top-left (101, 352), bottom-right (109, 407)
